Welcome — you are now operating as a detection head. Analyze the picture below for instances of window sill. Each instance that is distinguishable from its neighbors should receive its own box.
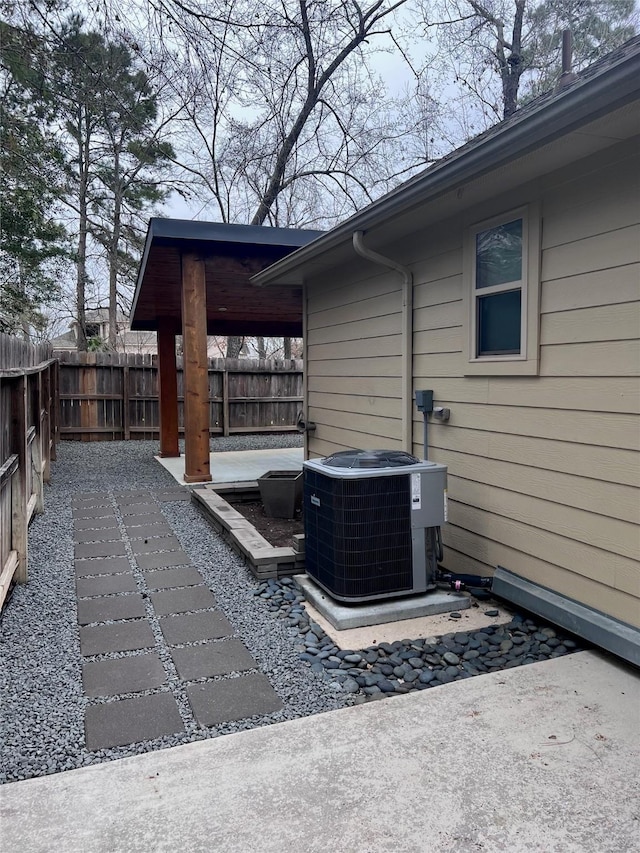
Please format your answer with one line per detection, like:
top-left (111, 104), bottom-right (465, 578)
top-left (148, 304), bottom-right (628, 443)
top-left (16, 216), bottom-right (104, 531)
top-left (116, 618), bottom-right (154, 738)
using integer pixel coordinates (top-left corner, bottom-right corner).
top-left (464, 357), bottom-right (539, 377)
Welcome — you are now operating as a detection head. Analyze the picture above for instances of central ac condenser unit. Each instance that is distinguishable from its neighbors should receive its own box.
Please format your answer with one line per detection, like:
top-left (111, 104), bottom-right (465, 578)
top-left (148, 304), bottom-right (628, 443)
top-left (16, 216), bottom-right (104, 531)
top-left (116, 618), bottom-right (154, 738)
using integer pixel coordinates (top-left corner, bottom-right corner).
top-left (303, 449), bottom-right (447, 603)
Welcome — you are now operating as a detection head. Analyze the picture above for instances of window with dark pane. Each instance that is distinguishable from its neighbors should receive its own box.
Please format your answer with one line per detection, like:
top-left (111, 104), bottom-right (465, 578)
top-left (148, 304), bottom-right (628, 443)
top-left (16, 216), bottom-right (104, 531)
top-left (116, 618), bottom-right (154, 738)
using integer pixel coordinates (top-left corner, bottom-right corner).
top-left (477, 290), bottom-right (521, 355)
top-left (476, 219), bottom-right (522, 289)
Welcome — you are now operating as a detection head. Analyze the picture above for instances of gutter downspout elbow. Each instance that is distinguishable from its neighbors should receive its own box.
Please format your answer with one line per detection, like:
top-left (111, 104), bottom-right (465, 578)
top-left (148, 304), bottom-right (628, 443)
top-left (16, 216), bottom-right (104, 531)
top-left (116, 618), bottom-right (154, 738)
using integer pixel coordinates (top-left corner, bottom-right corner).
top-left (352, 231), bottom-right (413, 453)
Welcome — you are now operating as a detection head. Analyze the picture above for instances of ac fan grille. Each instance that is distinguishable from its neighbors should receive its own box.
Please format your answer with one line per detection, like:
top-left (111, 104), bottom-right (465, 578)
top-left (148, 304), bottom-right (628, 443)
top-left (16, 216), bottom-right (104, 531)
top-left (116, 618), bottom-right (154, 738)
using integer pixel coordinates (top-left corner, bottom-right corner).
top-left (304, 469), bottom-right (413, 598)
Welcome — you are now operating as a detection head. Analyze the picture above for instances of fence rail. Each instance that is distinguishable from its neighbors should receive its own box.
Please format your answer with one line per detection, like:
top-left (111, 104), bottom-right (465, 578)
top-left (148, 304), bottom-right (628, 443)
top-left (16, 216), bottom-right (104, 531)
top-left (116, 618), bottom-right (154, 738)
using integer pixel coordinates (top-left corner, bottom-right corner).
top-left (57, 352), bottom-right (303, 441)
top-left (0, 333), bottom-right (58, 609)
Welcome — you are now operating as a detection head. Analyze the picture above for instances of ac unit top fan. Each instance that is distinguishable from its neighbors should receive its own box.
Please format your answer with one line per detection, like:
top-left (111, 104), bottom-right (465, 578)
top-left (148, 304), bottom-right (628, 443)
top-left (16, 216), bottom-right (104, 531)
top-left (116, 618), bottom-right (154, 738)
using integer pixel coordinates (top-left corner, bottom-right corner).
top-left (303, 450), bottom-right (447, 603)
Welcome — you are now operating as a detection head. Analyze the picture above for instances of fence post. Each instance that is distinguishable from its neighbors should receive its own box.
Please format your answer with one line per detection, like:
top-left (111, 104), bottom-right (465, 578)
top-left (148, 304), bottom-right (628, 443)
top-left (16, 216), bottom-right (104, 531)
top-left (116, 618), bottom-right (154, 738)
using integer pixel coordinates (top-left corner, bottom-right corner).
top-left (122, 364), bottom-right (130, 441)
top-left (32, 372), bottom-right (44, 514)
top-left (42, 363), bottom-right (51, 482)
top-left (10, 374), bottom-right (28, 584)
top-left (222, 367), bottom-right (230, 437)
top-left (50, 360), bottom-right (59, 459)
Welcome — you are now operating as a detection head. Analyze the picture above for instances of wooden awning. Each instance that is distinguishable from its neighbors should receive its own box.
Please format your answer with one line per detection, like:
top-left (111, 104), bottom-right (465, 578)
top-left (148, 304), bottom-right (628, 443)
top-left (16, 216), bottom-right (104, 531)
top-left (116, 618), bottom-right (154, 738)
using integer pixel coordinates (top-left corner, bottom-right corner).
top-left (131, 219), bottom-right (323, 337)
top-left (131, 218), bottom-right (322, 483)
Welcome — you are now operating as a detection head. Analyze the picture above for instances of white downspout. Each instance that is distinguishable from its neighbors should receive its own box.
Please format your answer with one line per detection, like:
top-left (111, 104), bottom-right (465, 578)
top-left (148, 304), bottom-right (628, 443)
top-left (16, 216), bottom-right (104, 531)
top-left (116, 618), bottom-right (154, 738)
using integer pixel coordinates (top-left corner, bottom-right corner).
top-left (352, 231), bottom-right (413, 453)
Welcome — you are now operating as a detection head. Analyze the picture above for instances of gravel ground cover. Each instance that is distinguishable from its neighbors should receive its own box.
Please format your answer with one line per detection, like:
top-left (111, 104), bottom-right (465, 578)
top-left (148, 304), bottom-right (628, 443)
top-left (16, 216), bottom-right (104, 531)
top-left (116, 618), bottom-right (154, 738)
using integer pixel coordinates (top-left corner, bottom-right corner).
top-left (1, 435), bottom-right (582, 785)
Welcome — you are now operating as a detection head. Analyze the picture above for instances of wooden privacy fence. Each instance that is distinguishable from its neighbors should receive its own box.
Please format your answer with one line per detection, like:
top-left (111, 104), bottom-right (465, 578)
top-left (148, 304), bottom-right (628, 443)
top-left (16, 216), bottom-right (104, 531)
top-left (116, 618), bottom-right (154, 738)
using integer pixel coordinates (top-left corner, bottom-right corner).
top-left (0, 334), bottom-right (58, 609)
top-left (57, 352), bottom-right (303, 441)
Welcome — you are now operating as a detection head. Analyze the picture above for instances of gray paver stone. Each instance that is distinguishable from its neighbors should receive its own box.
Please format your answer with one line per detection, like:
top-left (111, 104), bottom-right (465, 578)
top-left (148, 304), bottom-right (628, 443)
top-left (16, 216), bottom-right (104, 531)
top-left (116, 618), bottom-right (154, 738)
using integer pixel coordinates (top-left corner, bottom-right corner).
top-left (77, 594), bottom-right (146, 625)
top-left (116, 493), bottom-right (153, 506)
top-left (131, 535), bottom-right (182, 555)
top-left (119, 503), bottom-right (159, 517)
top-left (72, 506), bottom-right (116, 520)
top-left (171, 639), bottom-right (256, 681)
top-left (75, 540), bottom-right (126, 560)
top-left (124, 513), bottom-right (167, 528)
top-left (72, 495), bottom-right (111, 509)
top-left (83, 652), bottom-right (166, 697)
top-left (186, 673), bottom-right (282, 727)
top-left (112, 490), bottom-right (153, 499)
top-left (79, 620), bottom-right (156, 656)
top-left (73, 527), bottom-right (122, 544)
top-left (159, 611), bottom-right (234, 645)
top-left (136, 551), bottom-right (191, 570)
top-left (85, 693), bottom-right (184, 751)
top-left (75, 557), bottom-right (131, 577)
top-left (143, 567), bottom-right (204, 590)
top-left (76, 573), bottom-right (137, 597)
top-left (154, 490), bottom-right (190, 502)
top-left (150, 586), bottom-right (216, 616)
top-left (126, 524), bottom-right (174, 540)
top-left (74, 516), bottom-right (120, 531)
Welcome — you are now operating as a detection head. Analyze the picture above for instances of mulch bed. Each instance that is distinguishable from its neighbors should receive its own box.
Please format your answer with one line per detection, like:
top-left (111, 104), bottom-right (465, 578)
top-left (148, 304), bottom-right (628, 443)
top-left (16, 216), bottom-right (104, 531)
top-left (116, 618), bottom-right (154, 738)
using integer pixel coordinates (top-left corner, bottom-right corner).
top-left (231, 501), bottom-right (303, 548)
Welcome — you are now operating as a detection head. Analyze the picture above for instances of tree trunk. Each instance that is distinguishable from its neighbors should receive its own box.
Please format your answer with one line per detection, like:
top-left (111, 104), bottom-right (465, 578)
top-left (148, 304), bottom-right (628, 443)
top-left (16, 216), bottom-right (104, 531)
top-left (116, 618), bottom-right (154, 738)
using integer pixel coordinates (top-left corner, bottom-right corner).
top-left (226, 336), bottom-right (244, 358)
top-left (108, 160), bottom-right (122, 351)
top-left (256, 336), bottom-right (266, 358)
top-left (283, 337), bottom-right (292, 359)
top-left (502, 0), bottom-right (526, 118)
top-left (76, 130), bottom-right (89, 353)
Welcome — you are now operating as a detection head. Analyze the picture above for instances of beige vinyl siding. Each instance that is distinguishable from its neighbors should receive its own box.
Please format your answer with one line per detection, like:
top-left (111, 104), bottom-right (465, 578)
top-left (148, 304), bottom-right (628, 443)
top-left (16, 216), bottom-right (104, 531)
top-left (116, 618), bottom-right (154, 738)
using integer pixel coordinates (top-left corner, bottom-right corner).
top-left (305, 137), bottom-right (640, 627)
top-left (306, 267), bottom-right (404, 454)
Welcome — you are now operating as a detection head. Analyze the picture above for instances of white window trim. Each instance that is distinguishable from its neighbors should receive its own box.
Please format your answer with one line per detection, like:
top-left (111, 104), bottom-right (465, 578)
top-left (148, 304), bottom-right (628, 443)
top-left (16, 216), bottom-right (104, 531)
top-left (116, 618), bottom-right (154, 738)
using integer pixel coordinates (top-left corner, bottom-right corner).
top-left (463, 202), bottom-right (541, 376)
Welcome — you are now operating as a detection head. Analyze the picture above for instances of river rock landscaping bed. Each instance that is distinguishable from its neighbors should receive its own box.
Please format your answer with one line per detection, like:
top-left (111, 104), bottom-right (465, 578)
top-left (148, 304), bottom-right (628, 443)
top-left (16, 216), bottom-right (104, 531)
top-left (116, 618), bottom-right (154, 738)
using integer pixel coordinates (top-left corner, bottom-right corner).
top-left (255, 577), bottom-right (583, 701)
top-left (1, 437), bottom-right (586, 787)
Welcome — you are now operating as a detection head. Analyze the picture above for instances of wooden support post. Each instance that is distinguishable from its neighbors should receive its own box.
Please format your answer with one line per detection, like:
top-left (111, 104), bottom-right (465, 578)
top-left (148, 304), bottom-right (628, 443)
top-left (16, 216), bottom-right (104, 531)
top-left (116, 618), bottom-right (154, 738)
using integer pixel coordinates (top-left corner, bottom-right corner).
top-left (157, 321), bottom-right (180, 457)
top-left (11, 375), bottom-right (28, 583)
top-left (181, 253), bottom-right (211, 482)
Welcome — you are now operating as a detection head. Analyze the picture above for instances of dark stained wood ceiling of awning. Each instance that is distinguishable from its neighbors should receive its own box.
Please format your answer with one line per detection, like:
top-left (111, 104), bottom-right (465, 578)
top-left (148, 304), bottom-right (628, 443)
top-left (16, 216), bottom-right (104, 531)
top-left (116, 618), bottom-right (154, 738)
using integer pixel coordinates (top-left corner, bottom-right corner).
top-left (131, 222), bottom-right (321, 337)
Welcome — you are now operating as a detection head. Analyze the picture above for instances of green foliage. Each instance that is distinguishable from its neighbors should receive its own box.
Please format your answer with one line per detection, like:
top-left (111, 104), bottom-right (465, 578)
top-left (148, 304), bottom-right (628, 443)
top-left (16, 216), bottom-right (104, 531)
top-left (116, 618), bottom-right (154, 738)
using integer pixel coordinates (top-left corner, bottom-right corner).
top-left (0, 17), bottom-right (70, 336)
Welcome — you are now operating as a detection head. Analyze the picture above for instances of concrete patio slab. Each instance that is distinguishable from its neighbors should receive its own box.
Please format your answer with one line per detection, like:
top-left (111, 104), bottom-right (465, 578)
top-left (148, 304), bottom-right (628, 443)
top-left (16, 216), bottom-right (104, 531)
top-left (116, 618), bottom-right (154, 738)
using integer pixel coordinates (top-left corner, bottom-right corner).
top-left (77, 594), bottom-right (147, 625)
top-left (3, 652), bottom-right (638, 853)
top-left (79, 621), bottom-right (157, 656)
top-left (296, 574), bottom-right (470, 630)
top-left (119, 503), bottom-right (159, 517)
top-left (73, 516), bottom-right (120, 531)
top-left (156, 447), bottom-right (303, 485)
top-left (131, 535), bottom-right (181, 555)
top-left (76, 573), bottom-right (138, 598)
top-left (74, 540), bottom-right (126, 560)
top-left (73, 527), bottom-right (123, 544)
top-left (125, 523), bottom-right (174, 539)
top-left (304, 597), bottom-right (515, 650)
top-left (186, 673), bottom-right (283, 727)
top-left (75, 556), bottom-right (131, 577)
top-left (83, 692), bottom-right (184, 751)
top-left (170, 640), bottom-right (257, 681)
top-left (150, 586), bottom-right (216, 616)
top-left (82, 653), bottom-right (166, 697)
top-left (143, 567), bottom-right (204, 590)
top-left (136, 551), bottom-right (191, 570)
top-left (158, 611), bottom-right (235, 645)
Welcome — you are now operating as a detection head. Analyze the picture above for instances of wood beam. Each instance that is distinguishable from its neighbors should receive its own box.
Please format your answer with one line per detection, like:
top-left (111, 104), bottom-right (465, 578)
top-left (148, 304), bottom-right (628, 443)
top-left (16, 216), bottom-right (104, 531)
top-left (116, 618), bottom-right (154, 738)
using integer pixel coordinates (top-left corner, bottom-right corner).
top-left (157, 322), bottom-right (179, 458)
top-left (181, 253), bottom-right (211, 483)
